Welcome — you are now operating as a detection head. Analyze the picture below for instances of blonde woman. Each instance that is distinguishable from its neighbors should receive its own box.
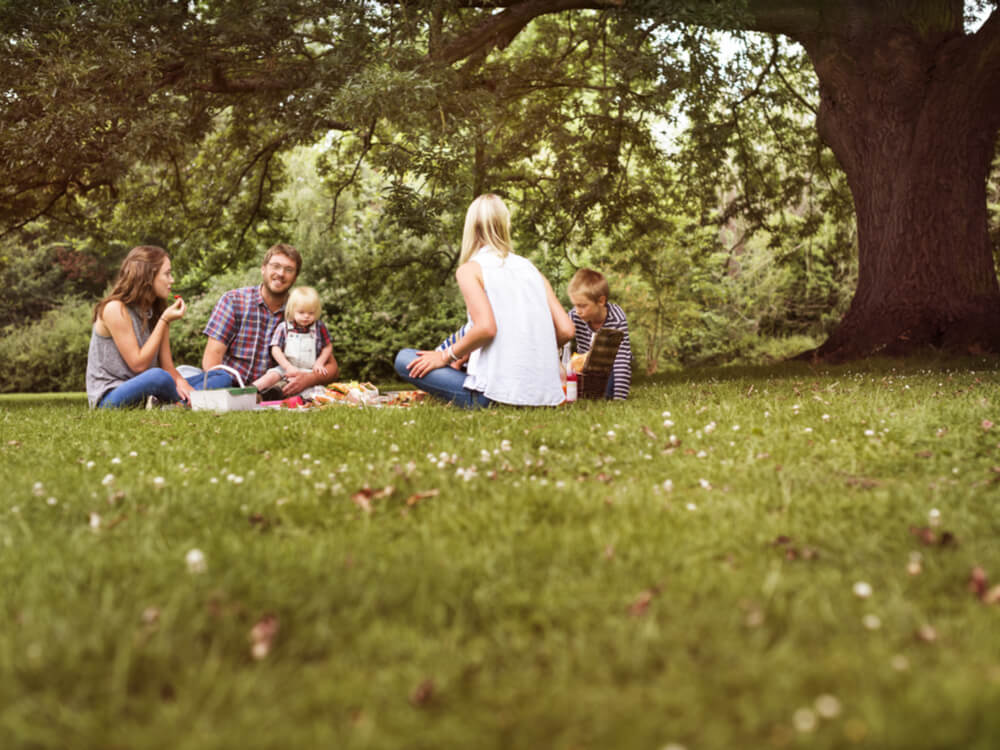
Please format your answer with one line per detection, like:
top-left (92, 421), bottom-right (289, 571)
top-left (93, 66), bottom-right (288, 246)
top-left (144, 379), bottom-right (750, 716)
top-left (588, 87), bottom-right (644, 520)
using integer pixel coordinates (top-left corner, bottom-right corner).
top-left (85, 246), bottom-right (192, 408)
top-left (395, 194), bottom-right (574, 408)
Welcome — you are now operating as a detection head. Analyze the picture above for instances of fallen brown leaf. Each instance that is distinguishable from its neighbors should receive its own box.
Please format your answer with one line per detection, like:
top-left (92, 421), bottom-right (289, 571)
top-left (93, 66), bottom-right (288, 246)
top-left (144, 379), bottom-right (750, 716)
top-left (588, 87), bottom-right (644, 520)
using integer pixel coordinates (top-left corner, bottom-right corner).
top-left (628, 587), bottom-right (660, 617)
top-left (640, 425), bottom-right (657, 440)
top-left (405, 489), bottom-right (440, 507)
top-left (409, 678), bottom-right (435, 707)
top-left (969, 566), bottom-right (989, 597)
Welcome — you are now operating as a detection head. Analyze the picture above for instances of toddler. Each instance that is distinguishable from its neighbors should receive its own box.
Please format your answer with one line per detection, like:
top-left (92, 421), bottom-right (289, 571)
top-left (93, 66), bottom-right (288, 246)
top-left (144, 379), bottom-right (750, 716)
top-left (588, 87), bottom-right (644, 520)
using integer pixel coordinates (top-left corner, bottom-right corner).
top-left (253, 286), bottom-right (334, 398)
top-left (567, 268), bottom-right (632, 399)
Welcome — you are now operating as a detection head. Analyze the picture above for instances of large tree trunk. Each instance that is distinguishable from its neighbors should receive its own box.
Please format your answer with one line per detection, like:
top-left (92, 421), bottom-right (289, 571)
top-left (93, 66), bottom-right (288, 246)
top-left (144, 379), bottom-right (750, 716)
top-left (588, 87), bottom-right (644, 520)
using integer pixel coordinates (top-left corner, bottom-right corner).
top-left (791, 5), bottom-right (1000, 361)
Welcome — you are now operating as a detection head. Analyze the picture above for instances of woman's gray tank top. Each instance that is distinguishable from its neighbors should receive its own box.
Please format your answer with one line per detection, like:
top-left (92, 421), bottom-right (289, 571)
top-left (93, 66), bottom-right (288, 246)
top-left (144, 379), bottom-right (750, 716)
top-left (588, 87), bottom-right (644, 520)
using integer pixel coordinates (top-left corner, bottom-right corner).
top-left (85, 305), bottom-right (158, 407)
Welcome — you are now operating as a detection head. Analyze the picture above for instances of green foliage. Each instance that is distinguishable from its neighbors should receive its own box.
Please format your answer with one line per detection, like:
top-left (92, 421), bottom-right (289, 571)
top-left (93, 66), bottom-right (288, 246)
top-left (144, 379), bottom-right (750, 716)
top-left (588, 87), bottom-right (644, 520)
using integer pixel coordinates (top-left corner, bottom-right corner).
top-left (0, 298), bottom-right (91, 393)
top-left (0, 234), bottom-right (114, 327)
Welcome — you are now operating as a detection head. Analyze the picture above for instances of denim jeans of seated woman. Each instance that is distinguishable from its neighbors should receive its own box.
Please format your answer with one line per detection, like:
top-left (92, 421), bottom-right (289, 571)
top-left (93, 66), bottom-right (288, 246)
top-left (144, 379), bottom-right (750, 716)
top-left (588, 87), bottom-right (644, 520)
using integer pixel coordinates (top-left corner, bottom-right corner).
top-left (394, 349), bottom-right (492, 410)
top-left (98, 368), bottom-right (183, 408)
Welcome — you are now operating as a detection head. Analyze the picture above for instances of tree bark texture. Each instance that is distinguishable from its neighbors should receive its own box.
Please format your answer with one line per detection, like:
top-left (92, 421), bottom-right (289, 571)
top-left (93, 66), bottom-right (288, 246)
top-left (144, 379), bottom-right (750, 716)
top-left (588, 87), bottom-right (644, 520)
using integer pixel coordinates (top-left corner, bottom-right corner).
top-left (783, 2), bottom-right (1000, 360)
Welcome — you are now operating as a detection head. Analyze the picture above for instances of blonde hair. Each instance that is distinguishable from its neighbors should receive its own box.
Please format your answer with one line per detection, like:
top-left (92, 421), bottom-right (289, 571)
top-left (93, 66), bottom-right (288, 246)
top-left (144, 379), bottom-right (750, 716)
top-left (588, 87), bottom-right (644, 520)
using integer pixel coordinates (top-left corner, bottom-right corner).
top-left (285, 286), bottom-right (321, 323)
top-left (459, 194), bottom-right (513, 265)
top-left (567, 268), bottom-right (610, 303)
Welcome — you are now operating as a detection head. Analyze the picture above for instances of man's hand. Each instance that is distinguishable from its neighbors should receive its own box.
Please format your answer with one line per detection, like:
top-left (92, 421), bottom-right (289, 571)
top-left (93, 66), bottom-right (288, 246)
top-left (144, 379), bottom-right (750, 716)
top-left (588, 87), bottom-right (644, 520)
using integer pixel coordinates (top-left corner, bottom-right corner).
top-left (282, 368), bottom-right (316, 395)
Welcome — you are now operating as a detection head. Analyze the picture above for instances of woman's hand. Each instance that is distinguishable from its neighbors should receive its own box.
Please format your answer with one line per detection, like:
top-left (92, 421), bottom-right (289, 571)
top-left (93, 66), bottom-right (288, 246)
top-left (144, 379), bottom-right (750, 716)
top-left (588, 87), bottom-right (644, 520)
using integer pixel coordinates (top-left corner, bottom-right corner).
top-left (407, 349), bottom-right (448, 379)
top-left (161, 297), bottom-right (186, 324)
top-left (175, 376), bottom-right (195, 404)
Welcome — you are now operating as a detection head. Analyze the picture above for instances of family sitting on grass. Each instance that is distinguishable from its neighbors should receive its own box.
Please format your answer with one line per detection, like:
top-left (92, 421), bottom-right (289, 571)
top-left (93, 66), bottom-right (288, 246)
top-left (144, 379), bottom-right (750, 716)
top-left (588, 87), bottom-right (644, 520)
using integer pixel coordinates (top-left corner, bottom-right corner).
top-left (85, 194), bottom-right (632, 411)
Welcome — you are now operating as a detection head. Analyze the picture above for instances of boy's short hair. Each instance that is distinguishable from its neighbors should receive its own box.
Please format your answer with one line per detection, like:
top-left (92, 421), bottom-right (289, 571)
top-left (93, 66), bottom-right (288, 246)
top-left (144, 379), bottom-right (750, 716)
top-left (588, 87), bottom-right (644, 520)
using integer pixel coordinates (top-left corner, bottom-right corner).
top-left (285, 286), bottom-right (321, 322)
top-left (567, 268), bottom-right (610, 303)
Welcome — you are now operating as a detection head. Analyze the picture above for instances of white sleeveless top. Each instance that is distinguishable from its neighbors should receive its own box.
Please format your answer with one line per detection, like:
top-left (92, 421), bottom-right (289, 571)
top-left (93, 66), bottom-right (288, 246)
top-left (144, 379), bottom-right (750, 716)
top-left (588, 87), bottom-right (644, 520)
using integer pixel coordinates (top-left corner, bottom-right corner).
top-left (463, 247), bottom-right (564, 406)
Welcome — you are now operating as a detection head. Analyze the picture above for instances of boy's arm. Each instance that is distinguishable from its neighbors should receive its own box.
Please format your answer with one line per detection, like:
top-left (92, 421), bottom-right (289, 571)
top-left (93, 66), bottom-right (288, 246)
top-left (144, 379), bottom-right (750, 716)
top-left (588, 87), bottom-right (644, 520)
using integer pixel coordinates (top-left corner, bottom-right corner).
top-left (611, 310), bottom-right (632, 399)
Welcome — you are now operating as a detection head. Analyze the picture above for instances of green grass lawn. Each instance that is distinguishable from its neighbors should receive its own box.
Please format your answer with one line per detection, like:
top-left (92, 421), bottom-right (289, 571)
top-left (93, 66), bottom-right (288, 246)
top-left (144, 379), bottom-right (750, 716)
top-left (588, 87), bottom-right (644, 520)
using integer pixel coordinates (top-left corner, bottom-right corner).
top-left (1, 360), bottom-right (999, 750)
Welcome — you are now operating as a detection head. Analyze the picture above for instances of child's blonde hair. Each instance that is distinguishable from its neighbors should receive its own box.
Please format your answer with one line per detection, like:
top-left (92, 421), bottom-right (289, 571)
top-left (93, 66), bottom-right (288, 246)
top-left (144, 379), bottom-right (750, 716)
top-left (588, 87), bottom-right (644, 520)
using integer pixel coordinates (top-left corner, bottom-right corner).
top-left (567, 268), bottom-right (610, 303)
top-left (285, 286), bottom-right (321, 323)
top-left (459, 194), bottom-right (513, 265)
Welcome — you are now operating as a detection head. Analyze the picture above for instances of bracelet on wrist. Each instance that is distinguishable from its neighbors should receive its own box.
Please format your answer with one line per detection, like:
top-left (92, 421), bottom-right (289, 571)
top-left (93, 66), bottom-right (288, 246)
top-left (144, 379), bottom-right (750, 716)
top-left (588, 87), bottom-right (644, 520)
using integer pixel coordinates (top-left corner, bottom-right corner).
top-left (447, 345), bottom-right (460, 362)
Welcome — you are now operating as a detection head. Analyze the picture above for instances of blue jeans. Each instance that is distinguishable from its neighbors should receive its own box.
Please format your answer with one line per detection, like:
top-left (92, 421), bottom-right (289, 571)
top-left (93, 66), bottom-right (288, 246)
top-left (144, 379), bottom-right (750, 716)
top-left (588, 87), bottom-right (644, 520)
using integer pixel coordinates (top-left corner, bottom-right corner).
top-left (394, 349), bottom-right (492, 410)
top-left (98, 368), bottom-right (183, 408)
top-left (183, 369), bottom-right (237, 391)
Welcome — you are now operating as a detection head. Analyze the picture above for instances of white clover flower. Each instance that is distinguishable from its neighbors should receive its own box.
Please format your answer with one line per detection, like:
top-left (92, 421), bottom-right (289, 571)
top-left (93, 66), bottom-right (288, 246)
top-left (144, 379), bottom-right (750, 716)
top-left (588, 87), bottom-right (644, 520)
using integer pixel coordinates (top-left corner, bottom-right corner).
top-left (153, 476), bottom-right (166, 489)
top-left (698, 478), bottom-right (712, 490)
top-left (662, 479), bottom-right (674, 492)
top-left (300, 468), bottom-right (312, 478)
top-left (792, 707), bottom-right (817, 733)
top-left (538, 445), bottom-right (549, 454)
top-left (814, 694), bottom-right (842, 719)
top-left (862, 614), bottom-right (882, 630)
top-left (302, 453), bottom-right (311, 460)
top-left (185, 548), bottom-right (206, 574)
top-left (101, 474), bottom-right (115, 486)
top-left (500, 439), bottom-right (512, 451)
top-left (606, 430), bottom-right (616, 438)
top-left (804, 427), bottom-right (813, 433)
top-left (890, 654), bottom-right (910, 671)
top-left (46, 497), bottom-right (57, 506)
top-left (853, 581), bottom-right (873, 598)
top-left (111, 457), bottom-right (121, 465)
top-left (821, 414), bottom-right (830, 421)
top-left (864, 429), bottom-right (875, 436)
top-left (129, 451), bottom-right (138, 457)
top-left (696, 450), bottom-right (707, 458)
top-left (703, 422), bottom-right (716, 434)
top-left (89, 512), bottom-right (101, 530)
top-left (731, 424), bottom-right (740, 431)
top-left (685, 503), bottom-right (698, 511)
top-left (85, 460), bottom-right (96, 469)
top-left (928, 508), bottom-right (941, 526)
top-left (209, 477), bottom-right (218, 484)
top-left (389, 444), bottom-right (399, 453)
top-left (661, 411), bottom-right (671, 418)
top-left (32, 482), bottom-right (44, 496)
top-left (663, 419), bottom-right (674, 428)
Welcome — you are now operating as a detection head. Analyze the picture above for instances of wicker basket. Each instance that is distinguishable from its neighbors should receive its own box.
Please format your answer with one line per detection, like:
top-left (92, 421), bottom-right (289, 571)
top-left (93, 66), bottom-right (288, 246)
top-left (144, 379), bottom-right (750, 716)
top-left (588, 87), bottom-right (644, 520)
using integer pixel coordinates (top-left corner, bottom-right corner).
top-left (576, 328), bottom-right (624, 400)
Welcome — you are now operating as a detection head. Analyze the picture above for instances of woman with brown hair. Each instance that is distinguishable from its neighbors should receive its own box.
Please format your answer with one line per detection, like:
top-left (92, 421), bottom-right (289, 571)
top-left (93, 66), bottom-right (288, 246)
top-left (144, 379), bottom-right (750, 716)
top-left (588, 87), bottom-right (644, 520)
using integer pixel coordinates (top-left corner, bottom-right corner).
top-left (85, 245), bottom-right (193, 408)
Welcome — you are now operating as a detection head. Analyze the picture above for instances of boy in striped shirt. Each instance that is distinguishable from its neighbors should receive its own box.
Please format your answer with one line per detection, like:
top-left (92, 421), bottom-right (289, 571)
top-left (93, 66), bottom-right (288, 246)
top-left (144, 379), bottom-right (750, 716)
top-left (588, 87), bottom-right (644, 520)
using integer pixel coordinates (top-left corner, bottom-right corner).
top-left (567, 268), bottom-right (632, 400)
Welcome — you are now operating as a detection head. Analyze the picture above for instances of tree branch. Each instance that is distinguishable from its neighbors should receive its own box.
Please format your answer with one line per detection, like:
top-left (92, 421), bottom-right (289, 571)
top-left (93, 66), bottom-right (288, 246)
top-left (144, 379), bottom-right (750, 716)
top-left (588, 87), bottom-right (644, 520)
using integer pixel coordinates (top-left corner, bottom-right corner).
top-left (437, 0), bottom-right (624, 64)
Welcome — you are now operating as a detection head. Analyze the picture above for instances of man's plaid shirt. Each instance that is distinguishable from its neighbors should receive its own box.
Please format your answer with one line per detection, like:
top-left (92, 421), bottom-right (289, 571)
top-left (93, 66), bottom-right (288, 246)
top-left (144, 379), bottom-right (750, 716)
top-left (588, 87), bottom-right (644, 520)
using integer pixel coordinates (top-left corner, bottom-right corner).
top-left (203, 285), bottom-right (285, 384)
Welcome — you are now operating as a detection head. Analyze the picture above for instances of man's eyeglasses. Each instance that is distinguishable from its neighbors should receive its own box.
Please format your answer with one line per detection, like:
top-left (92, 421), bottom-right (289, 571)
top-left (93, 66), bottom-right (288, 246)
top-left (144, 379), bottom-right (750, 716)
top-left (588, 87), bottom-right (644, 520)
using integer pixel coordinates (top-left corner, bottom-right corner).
top-left (265, 262), bottom-right (296, 275)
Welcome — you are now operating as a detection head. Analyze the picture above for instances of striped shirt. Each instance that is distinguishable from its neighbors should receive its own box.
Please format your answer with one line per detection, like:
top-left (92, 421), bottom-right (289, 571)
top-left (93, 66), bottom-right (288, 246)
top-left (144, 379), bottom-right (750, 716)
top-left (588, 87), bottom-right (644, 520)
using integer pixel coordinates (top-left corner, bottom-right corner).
top-left (570, 302), bottom-right (632, 400)
top-left (203, 285), bottom-right (285, 384)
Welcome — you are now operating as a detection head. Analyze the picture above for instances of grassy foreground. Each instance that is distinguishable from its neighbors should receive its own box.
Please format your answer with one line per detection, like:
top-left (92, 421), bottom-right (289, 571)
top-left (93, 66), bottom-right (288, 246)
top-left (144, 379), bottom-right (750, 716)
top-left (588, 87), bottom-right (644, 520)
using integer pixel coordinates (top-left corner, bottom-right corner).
top-left (1, 361), bottom-right (999, 750)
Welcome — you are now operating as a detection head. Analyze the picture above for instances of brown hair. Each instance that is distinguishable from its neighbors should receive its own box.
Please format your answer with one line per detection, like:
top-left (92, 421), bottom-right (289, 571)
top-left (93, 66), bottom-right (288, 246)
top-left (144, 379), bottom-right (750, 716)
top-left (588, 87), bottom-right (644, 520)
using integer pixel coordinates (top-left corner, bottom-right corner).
top-left (567, 268), bottom-right (610, 303)
top-left (263, 243), bottom-right (302, 277)
top-left (93, 246), bottom-right (169, 325)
